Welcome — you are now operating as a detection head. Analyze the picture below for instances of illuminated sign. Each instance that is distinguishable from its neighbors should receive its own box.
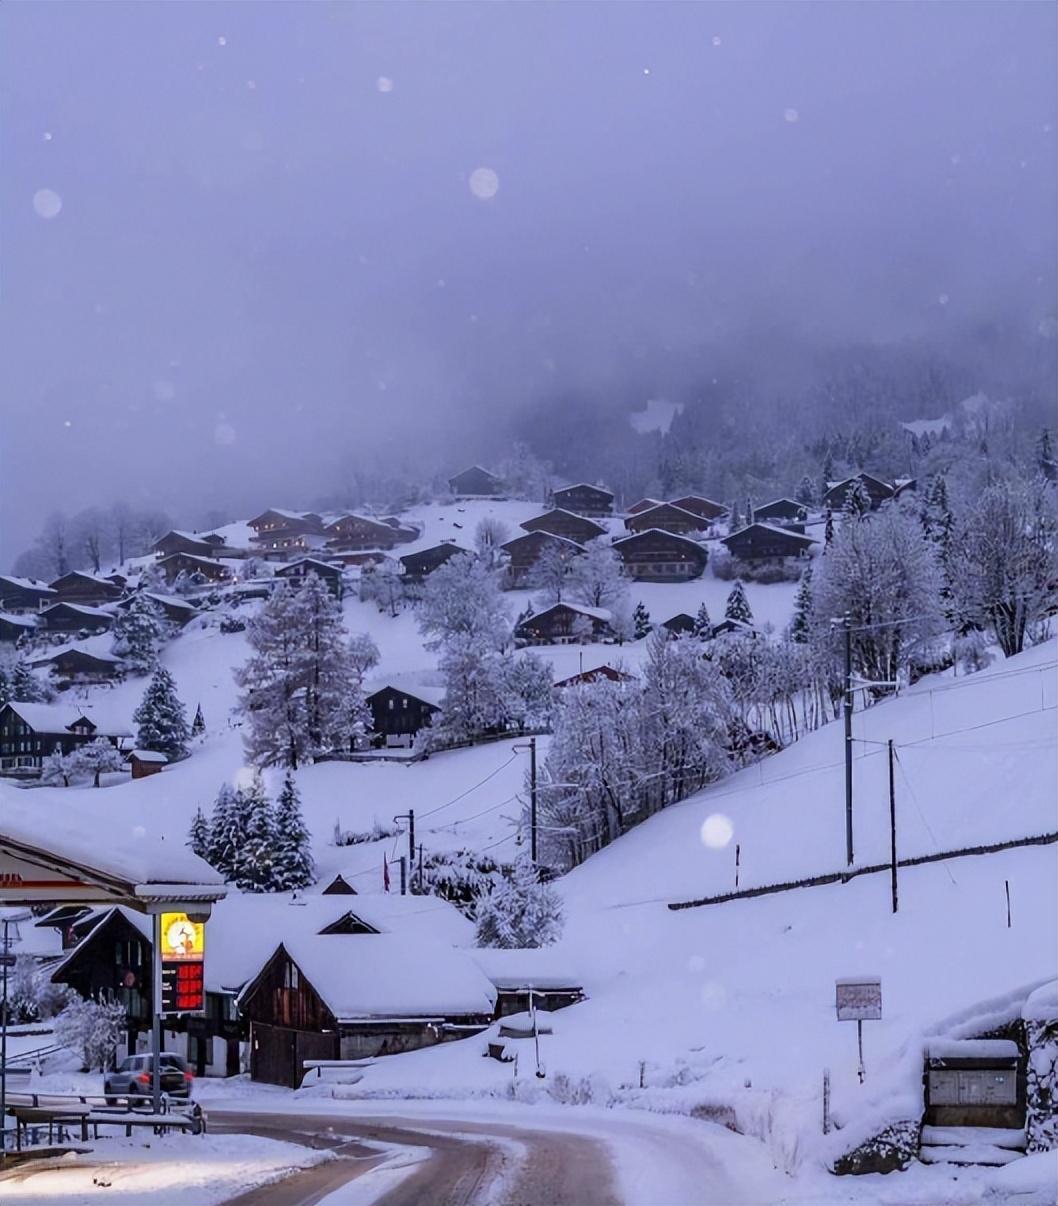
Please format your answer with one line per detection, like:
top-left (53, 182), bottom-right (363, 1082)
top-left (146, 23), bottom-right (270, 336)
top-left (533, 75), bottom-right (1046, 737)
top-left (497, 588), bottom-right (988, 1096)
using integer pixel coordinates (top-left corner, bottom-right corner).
top-left (160, 911), bottom-right (205, 1014)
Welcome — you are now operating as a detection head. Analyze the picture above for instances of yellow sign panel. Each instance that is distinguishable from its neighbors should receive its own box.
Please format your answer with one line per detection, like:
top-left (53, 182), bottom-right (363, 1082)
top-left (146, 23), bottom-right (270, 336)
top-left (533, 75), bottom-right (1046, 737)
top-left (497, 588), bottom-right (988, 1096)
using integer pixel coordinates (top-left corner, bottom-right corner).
top-left (160, 911), bottom-right (205, 962)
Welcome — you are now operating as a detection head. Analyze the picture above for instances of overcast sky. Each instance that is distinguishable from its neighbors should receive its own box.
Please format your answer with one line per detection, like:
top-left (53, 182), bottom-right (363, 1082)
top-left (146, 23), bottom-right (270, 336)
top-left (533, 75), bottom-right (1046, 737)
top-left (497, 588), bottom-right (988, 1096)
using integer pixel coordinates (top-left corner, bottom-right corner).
top-left (2, 2), bottom-right (1054, 562)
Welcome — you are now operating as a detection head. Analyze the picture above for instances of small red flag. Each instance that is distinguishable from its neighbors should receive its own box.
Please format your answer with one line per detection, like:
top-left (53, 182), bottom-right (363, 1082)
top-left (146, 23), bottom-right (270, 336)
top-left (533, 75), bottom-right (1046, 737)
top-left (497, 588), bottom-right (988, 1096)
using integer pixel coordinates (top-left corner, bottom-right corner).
top-left (383, 854), bottom-right (391, 893)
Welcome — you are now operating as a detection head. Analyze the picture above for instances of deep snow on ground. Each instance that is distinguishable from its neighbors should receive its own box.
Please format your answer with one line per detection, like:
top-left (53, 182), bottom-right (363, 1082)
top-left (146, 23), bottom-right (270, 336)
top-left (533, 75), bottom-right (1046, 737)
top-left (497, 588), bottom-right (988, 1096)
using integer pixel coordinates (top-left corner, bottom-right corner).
top-left (0, 1131), bottom-right (331, 1206)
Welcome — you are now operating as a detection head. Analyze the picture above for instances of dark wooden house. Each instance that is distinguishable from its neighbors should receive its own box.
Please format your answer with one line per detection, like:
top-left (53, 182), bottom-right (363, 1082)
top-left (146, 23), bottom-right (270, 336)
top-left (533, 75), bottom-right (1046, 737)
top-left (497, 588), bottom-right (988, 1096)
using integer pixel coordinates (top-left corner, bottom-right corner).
top-left (520, 510), bottom-right (607, 545)
top-left (625, 498), bottom-right (662, 516)
top-left (30, 647), bottom-right (125, 683)
top-left (115, 592), bottom-right (198, 625)
top-left (471, 949), bottom-right (585, 1019)
top-left (612, 530), bottom-right (708, 581)
top-left (237, 937), bottom-right (496, 1087)
top-left (248, 510), bottom-right (326, 555)
top-left (157, 552), bottom-right (233, 585)
top-left (324, 514), bottom-right (403, 551)
top-left (553, 664), bottom-right (635, 688)
top-left (624, 503), bottom-right (709, 536)
top-left (720, 523), bottom-right (816, 566)
top-left (752, 499), bottom-right (808, 529)
top-left (274, 558), bottom-right (344, 599)
top-left (669, 495), bottom-right (727, 522)
top-left (152, 530), bottom-right (224, 560)
top-left (49, 572), bottom-right (123, 607)
top-left (366, 683), bottom-right (443, 748)
top-left (822, 473), bottom-right (916, 512)
top-left (127, 749), bottom-right (167, 779)
top-left (0, 575), bottom-right (56, 613)
top-left (551, 483), bottom-right (614, 517)
top-left (448, 466), bottom-right (502, 497)
top-left (515, 602), bottom-right (612, 645)
top-left (39, 602), bottom-right (115, 634)
top-left (0, 702), bottom-right (130, 772)
top-left (0, 612), bottom-right (38, 642)
top-left (399, 543), bottom-right (469, 585)
top-left (661, 612), bottom-right (696, 636)
top-left (33, 904), bottom-right (94, 951)
top-left (500, 531), bottom-right (583, 588)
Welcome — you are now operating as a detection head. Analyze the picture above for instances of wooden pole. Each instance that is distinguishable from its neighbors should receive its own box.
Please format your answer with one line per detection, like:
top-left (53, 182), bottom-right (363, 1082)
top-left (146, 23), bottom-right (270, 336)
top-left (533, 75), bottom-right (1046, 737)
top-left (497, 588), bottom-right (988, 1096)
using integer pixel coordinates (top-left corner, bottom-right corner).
top-left (735, 843), bottom-right (741, 890)
top-left (844, 615), bottom-right (854, 866)
top-left (888, 740), bottom-right (898, 914)
top-left (1005, 879), bottom-right (1011, 928)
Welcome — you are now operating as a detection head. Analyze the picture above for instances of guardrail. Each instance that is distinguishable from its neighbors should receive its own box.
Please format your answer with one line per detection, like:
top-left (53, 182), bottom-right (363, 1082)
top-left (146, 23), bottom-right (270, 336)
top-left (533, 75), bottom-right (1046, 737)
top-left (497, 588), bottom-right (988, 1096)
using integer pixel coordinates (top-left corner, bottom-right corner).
top-left (3, 1091), bottom-right (205, 1150)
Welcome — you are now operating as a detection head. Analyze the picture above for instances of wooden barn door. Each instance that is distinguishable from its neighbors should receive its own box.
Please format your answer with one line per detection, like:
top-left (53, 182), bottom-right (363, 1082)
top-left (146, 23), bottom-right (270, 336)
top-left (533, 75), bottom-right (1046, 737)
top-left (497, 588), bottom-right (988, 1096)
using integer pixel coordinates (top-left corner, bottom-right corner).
top-left (251, 1023), bottom-right (297, 1087)
top-left (294, 1029), bottom-right (339, 1087)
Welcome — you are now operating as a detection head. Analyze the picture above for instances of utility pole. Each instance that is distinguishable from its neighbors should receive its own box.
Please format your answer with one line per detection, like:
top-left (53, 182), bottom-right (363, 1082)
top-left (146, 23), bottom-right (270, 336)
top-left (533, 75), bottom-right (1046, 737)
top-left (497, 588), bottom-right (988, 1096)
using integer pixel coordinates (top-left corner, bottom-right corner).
top-left (843, 613), bottom-right (854, 866)
top-left (888, 740), bottom-right (898, 914)
top-left (1, 918), bottom-right (11, 1159)
top-left (393, 810), bottom-right (415, 887)
top-left (398, 856), bottom-right (407, 897)
top-left (151, 914), bottom-right (162, 1114)
top-left (417, 843), bottom-right (424, 893)
top-left (529, 736), bottom-right (538, 863)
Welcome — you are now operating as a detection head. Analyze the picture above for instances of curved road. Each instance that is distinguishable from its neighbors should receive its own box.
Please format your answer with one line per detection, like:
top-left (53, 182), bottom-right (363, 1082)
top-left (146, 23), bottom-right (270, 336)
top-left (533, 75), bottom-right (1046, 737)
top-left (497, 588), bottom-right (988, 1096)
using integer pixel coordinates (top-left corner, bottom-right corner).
top-left (214, 1108), bottom-right (621, 1206)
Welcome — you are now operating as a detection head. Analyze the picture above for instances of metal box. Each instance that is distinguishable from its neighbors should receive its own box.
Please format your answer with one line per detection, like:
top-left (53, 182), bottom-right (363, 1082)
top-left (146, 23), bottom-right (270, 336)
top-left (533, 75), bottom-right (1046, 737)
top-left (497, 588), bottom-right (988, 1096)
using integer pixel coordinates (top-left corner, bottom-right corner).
top-left (924, 1039), bottom-right (1024, 1128)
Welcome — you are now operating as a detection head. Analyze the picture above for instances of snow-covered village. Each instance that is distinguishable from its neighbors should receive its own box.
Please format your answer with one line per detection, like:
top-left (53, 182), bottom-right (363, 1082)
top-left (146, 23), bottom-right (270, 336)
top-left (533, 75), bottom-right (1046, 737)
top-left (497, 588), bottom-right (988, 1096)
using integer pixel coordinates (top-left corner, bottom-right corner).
top-left (1, 3), bottom-right (1056, 1205)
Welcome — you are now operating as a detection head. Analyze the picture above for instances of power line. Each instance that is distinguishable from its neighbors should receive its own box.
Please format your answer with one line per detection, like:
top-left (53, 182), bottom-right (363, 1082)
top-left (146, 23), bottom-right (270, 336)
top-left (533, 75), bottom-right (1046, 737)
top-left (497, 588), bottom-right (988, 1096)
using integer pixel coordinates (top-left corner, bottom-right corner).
top-left (417, 751), bottom-right (521, 819)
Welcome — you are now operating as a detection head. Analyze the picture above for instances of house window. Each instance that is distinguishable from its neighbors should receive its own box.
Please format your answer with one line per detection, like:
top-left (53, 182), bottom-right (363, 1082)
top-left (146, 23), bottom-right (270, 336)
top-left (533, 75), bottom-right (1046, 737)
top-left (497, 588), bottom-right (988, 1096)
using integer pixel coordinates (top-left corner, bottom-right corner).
top-left (188, 1033), bottom-right (214, 1067)
top-left (283, 961), bottom-right (300, 990)
top-left (388, 699), bottom-right (395, 711)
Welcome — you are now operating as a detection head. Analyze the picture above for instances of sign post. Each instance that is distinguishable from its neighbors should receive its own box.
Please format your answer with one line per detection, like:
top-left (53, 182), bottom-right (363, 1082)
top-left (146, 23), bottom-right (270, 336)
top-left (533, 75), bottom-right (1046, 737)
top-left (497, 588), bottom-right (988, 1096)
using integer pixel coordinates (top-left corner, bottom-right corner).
top-left (151, 910), bottom-right (206, 1114)
top-left (836, 976), bottom-right (882, 1084)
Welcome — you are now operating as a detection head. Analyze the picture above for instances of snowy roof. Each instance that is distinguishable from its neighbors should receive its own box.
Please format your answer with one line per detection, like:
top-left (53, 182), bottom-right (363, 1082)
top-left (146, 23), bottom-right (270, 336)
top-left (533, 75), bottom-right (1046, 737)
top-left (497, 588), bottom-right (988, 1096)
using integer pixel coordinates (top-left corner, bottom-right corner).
top-left (0, 611), bottom-right (38, 628)
top-left (612, 528), bottom-right (708, 552)
top-left (0, 781), bottom-right (224, 891)
top-left (50, 906), bottom-right (153, 979)
top-left (128, 749), bottom-right (168, 763)
top-left (275, 557), bottom-right (342, 574)
top-left (553, 482), bottom-right (614, 498)
top-left (254, 934), bottom-right (497, 1020)
top-left (522, 509), bottom-right (606, 532)
top-left (470, 948), bottom-right (583, 991)
top-left (0, 701), bottom-right (130, 736)
top-left (365, 675), bottom-right (446, 708)
top-left (522, 602), bottom-right (612, 624)
top-left (41, 602), bottom-right (115, 619)
top-left (140, 592), bottom-right (198, 612)
top-left (1022, 980), bottom-right (1058, 1023)
top-left (722, 522), bottom-right (817, 546)
top-left (926, 1039), bottom-right (1020, 1061)
top-left (30, 645), bottom-right (124, 667)
top-left (629, 502), bottom-right (707, 524)
top-left (51, 571), bottom-right (119, 588)
top-left (753, 498), bottom-right (805, 513)
top-left (0, 574), bottom-right (55, 594)
top-left (501, 530), bottom-right (584, 553)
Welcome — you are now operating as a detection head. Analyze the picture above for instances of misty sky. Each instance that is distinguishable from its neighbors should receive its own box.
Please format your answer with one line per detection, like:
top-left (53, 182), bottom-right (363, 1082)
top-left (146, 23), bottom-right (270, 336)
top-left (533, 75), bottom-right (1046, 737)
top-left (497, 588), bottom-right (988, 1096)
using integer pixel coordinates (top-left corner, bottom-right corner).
top-left (2, 2), bottom-right (1054, 563)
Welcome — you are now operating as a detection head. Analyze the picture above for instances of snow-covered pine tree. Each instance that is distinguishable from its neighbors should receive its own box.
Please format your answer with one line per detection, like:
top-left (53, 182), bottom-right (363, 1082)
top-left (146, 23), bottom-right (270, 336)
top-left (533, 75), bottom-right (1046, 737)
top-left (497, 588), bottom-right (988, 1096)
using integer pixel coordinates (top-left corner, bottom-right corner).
top-left (474, 854), bottom-right (564, 948)
top-left (111, 593), bottom-right (164, 675)
top-left (824, 508), bottom-right (834, 548)
top-left (725, 580), bottom-right (753, 624)
top-left (272, 773), bottom-right (316, 891)
top-left (206, 782), bottom-right (242, 879)
top-left (795, 475), bottom-right (816, 508)
top-left (0, 653), bottom-right (50, 707)
top-left (187, 807), bottom-right (210, 860)
top-left (191, 704), bottom-right (206, 738)
top-left (296, 573), bottom-right (365, 758)
top-left (728, 500), bottom-right (743, 531)
top-left (420, 634), bottom-right (509, 751)
top-left (789, 564), bottom-right (813, 643)
top-left (1037, 427), bottom-right (1055, 476)
top-left (920, 475), bottom-right (952, 545)
top-left (842, 478), bottom-right (872, 520)
top-left (693, 602), bottom-right (712, 640)
top-left (633, 601), bottom-right (652, 639)
top-left (68, 737), bottom-right (125, 787)
top-left (233, 774), bottom-right (278, 892)
top-left (133, 667), bottom-right (190, 759)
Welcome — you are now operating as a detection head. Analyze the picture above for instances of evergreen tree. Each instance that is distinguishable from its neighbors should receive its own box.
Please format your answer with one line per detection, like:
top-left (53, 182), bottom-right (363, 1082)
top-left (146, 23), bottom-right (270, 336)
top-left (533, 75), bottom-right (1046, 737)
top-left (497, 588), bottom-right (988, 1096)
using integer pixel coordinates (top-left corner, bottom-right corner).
top-left (111, 594), bottom-right (164, 675)
top-left (187, 807), bottom-right (210, 860)
top-left (191, 703), bottom-right (206, 738)
top-left (842, 478), bottom-right (872, 520)
top-left (824, 508), bottom-right (835, 548)
top-left (0, 653), bottom-right (51, 707)
top-left (474, 854), bottom-right (564, 948)
top-left (207, 783), bottom-right (242, 878)
top-left (233, 774), bottom-right (278, 892)
top-left (273, 773), bottom-right (316, 891)
top-left (633, 601), bottom-right (652, 639)
top-left (920, 475), bottom-right (952, 545)
top-left (133, 668), bottom-right (190, 759)
top-left (693, 601), bottom-right (712, 640)
top-left (789, 564), bottom-right (813, 643)
top-left (1037, 427), bottom-right (1055, 475)
top-left (820, 450), bottom-right (835, 502)
top-left (795, 475), bottom-right (817, 508)
top-left (298, 574), bottom-right (367, 758)
top-left (725, 580), bottom-right (753, 624)
top-left (728, 500), bottom-right (743, 531)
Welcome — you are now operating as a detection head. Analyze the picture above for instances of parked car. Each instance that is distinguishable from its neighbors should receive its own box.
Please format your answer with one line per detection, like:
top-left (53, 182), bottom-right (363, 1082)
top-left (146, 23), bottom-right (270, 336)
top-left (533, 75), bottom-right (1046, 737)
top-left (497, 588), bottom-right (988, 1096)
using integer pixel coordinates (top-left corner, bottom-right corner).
top-left (104, 1053), bottom-right (193, 1104)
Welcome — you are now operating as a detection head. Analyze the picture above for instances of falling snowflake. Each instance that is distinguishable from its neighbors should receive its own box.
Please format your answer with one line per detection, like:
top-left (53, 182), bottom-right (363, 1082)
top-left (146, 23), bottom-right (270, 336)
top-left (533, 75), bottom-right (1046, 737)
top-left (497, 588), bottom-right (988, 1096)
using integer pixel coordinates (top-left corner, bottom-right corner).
top-left (217, 35), bottom-right (227, 46)
top-left (214, 421), bottom-right (236, 446)
top-left (711, 35), bottom-right (722, 46)
top-left (468, 167), bottom-right (499, 200)
top-left (376, 76), bottom-right (394, 93)
top-left (938, 293), bottom-right (950, 306)
top-left (783, 108), bottom-right (799, 124)
top-left (33, 188), bottom-right (62, 219)
top-left (700, 814), bottom-right (734, 849)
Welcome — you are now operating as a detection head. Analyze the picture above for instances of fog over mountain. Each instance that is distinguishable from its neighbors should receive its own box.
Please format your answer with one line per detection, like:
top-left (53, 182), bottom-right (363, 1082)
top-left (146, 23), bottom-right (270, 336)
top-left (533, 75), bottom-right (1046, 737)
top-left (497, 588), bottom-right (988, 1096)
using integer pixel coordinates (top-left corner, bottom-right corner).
top-left (2, 2), bottom-right (1054, 561)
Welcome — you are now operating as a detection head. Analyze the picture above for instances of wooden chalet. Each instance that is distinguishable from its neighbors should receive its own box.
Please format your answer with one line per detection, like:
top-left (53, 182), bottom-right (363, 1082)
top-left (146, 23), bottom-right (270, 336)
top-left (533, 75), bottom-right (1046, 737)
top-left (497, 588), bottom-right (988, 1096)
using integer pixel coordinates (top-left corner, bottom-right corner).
top-left (624, 502), bottom-right (709, 536)
top-left (721, 523), bottom-right (816, 566)
top-left (115, 591), bottom-right (198, 625)
top-left (152, 530), bottom-right (225, 559)
top-left (248, 509), bottom-right (326, 555)
top-left (274, 557), bottom-right (344, 598)
top-left (669, 495), bottom-right (727, 522)
top-left (0, 612), bottom-right (38, 642)
top-left (612, 530), bottom-right (708, 581)
top-left (822, 473), bottom-right (916, 512)
top-left (500, 530), bottom-right (583, 588)
top-left (237, 936), bottom-right (496, 1086)
top-left (127, 749), bottom-right (167, 779)
top-left (39, 602), bottom-right (115, 634)
top-left (399, 543), bottom-right (468, 585)
top-left (30, 646), bottom-right (125, 683)
top-left (471, 949), bottom-right (585, 1018)
top-left (33, 904), bottom-right (94, 951)
top-left (520, 509), bottom-right (607, 545)
top-left (553, 664), bottom-right (634, 689)
top-left (0, 702), bottom-right (130, 772)
top-left (157, 552), bottom-right (233, 585)
top-left (448, 465), bottom-right (502, 497)
top-left (324, 514), bottom-right (404, 551)
top-left (0, 575), bottom-right (56, 613)
top-left (625, 498), bottom-right (662, 516)
top-left (752, 498), bottom-right (807, 529)
top-left (328, 549), bottom-right (393, 569)
top-left (551, 483), bottom-right (614, 518)
top-left (366, 681), bottom-right (443, 748)
top-left (515, 602), bottom-right (612, 645)
top-left (49, 571), bottom-right (123, 607)
top-left (661, 612), bottom-right (696, 636)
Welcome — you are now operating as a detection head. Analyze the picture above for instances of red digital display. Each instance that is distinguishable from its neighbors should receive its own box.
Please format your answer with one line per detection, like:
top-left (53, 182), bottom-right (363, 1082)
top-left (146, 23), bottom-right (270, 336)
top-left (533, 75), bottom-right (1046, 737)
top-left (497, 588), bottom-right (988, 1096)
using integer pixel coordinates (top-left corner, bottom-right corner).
top-left (161, 960), bottom-right (205, 1014)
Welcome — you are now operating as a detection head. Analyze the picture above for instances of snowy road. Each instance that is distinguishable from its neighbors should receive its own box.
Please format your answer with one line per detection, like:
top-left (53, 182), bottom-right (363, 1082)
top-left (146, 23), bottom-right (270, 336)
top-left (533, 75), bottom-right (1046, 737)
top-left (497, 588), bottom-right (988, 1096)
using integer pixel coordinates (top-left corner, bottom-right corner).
top-left (211, 1102), bottom-right (782, 1206)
